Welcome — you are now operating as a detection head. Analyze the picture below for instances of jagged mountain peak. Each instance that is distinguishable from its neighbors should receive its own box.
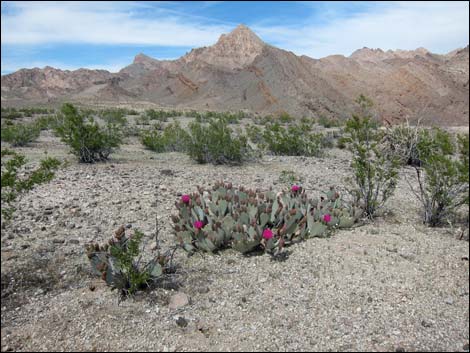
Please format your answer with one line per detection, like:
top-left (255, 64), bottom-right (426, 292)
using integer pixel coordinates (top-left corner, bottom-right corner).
top-left (133, 53), bottom-right (159, 64)
top-left (182, 24), bottom-right (265, 69)
top-left (216, 24), bottom-right (264, 46)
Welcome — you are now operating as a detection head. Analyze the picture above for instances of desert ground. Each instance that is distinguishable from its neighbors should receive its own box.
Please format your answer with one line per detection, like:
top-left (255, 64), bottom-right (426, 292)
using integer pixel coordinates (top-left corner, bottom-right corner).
top-left (1, 115), bottom-right (469, 352)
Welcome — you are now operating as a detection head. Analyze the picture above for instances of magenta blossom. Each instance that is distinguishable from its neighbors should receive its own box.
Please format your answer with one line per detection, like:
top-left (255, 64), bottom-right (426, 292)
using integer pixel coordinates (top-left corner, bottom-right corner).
top-left (193, 220), bottom-right (204, 229)
top-left (262, 229), bottom-right (274, 240)
top-left (291, 185), bottom-right (300, 192)
top-left (181, 194), bottom-right (190, 204)
top-left (323, 214), bottom-right (332, 223)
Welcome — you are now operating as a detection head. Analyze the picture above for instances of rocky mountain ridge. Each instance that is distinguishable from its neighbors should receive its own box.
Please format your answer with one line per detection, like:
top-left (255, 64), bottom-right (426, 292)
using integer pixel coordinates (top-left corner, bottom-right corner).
top-left (2, 24), bottom-right (468, 125)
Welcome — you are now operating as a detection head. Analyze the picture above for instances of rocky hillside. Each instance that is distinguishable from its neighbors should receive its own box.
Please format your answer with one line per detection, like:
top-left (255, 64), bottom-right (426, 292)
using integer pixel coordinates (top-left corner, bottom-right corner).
top-left (1, 24), bottom-right (468, 125)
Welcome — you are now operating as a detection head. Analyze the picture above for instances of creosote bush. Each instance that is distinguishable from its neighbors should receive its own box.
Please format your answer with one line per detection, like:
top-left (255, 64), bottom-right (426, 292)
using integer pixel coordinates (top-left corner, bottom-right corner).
top-left (85, 226), bottom-right (175, 298)
top-left (140, 122), bottom-right (190, 153)
top-left (187, 118), bottom-right (250, 165)
top-left (172, 182), bottom-right (362, 257)
top-left (344, 95), bottom-right (400, 218)
top-left (1, 149), bottom-right (61, 219)
top-left (259, 123), bottom-right (328, 157)
top-left (54, 103), bottom-right (122, 163)
top-left (1, 122), bottom-right (41, 146)
top-left (407, 128), bottom-right (469, 226)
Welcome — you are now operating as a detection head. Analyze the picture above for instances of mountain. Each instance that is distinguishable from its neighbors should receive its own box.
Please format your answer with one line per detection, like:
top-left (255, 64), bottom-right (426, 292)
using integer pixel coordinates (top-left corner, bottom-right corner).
top-left (1, 25), bottom-right (468, 125)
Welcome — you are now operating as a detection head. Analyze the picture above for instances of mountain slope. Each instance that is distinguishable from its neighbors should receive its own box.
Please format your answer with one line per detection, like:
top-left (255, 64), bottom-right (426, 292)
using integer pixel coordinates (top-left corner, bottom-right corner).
top-left (1, 26), bottom-right (468, 125)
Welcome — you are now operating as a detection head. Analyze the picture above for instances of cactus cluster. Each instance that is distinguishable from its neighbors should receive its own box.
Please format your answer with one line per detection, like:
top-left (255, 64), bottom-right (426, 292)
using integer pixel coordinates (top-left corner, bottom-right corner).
top-left (172, 182), bottom-right (362, 255)
top-left (85, 226), bottom-right (171, 296)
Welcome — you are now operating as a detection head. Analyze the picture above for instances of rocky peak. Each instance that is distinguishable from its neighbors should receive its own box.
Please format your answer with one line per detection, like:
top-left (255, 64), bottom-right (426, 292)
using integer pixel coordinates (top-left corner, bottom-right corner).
top-left (133, 53), bottom-right (159, 65)
top-left (182, 24), bottom-right (265, 70)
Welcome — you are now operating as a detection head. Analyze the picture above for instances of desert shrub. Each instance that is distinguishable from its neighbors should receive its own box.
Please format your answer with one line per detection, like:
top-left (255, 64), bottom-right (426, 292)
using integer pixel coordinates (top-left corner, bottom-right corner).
top-left (145, 109), bottom-right (183, 122)
top-left (1, 122), bottom-right (41, 146)
top-left (135, 114), bottom-right (151, 126)
top-left (385, 120), bottom-right (454, 167)
top-left (173, 182), bottom-right (362, 257)
top-left (278, 170), bottom-right (303, 185)
top-left (1, 108), bottom-right (23, 120)
top-left (186, 118), bottom-right (250, 165)
top-left (261, 123), bottom-right (327, 157)
top-left (407, 129), bottom-right (469, 226)
top-left (1, 149), bottom-right (60, 219)
top-left (337, 136), bottom-right (349, 149)
top-left (54, 103), bottom-right (122, 163)
top-left (35, 115), bottom-right (58, 131)
top-left (317, 115), bottom-right (341, 128)
top-left (279, 112), bottom-right (294, 124)
top-left (99, 109), bottom-right (128, 126)
top-left (344, 96), bottom-right (400, 218)
top-left (140, 122), bottom-right (189, 153)
top-left (19, 107), bottom-right (53, 116)
top-left (85, 226), bottom-right (175, 298)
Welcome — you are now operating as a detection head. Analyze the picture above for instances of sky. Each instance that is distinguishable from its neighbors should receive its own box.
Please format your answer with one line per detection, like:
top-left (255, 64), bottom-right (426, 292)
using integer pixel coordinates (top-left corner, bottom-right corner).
top-left (1, 1), bottom-right (469, 75)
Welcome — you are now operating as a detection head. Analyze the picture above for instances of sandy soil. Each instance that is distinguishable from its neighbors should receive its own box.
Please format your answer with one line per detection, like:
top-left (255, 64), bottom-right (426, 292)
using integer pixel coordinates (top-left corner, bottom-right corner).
top-left (1, 127), bottom-right (469, 352)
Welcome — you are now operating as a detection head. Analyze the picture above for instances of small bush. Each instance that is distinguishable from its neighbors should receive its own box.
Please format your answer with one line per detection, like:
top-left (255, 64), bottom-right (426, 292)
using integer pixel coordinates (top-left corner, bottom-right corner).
top-left (1, 108), bottom-right (23, 120)
top-left (317, 115), bottom-right (341, 128)
top-left (187, 118), bottom-right (250, 165)
top-left (1, 122), bottom-right (41, 146)
top-left (1, 149), bottom-right (61, 219)
top-left (278, 170), bottom-right (303, 184)
top-left (385, 121), bottom-right (453, 167)
top-left (279, 112), bottom-right (294, 124)
top-left (99, 109), bottom-right (128, 126)
top-left (173, 182), bottom-right (362, 256)
top-left (140, 122), bottom-right (190, 153)
top-left (54, 103), bottom-right (122, 163)
top-left (85, 226), bottom-right (175, 298)
top-left (35, 115), bottom-right (58, 131)
top-left (344, 96), bottom-right (400, 217)
top-left (408, 129), bottom-right (469, 226)
top-left (261, 123), bottom-right (327, 157)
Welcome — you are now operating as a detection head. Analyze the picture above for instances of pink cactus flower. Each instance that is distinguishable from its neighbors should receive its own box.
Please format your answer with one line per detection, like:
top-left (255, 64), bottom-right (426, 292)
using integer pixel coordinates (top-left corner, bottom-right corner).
top-left (193, 220), bottom-right (204, 229)
top-left (323, 214), bottom-right (332, 223)
top-left (181, 194), bottom-right (190, 204)
top-left (262, 229), bottom-right (273, 240)
top-left (291, 185), bottom-right (300, 192)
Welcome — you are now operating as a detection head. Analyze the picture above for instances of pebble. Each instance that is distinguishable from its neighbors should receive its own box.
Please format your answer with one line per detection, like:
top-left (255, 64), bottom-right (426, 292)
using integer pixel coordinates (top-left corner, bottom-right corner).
top-left (445, 297), bottom-right (454, 305)
top-left (169, 292), bottom-right (190, 310)
top-left (176, 317), bottom-right (188, 328)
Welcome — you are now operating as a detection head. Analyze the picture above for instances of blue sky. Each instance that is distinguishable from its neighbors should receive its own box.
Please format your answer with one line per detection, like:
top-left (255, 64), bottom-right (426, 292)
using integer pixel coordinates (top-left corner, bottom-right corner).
top-left (1, 1), bottom-right (469, 75)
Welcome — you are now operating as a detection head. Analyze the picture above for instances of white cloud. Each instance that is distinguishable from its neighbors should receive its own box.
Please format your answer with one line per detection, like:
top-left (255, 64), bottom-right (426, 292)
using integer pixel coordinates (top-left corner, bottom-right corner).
top-left (1, 1), bottom-right (468, 61)
top-left (254, 1), bottom-right (469, 58)
top-left (1, 1), bottom-right (231, 46)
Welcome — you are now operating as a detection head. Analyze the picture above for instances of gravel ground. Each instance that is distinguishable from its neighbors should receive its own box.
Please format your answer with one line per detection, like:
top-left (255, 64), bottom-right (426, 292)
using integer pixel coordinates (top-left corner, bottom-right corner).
top-left (1, 130), bottom-right (469, 352)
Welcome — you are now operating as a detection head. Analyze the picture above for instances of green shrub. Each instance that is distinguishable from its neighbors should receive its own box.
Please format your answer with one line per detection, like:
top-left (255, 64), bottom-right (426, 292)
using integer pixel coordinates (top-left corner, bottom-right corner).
top-left (344, 96), bottom-right (400, 218)
top-left (279, 112), bottom-right (294, 124)
top-left (140, 122), bottom-right (189, 153)
top-left (35, 115), bottom-right (58, 131)
top-left (19, 107), bottom-right (54, 116)
top-left (187, 118), bottom-right (250, 165)
top-left (1, 122), bottom-right (41, 146)
top-left (1, 108), bottom-right (23, 120)
top-left (1, 149), bottom-right (61, 219)
top-left (317, 115), bottom-right (341, 128)
top-left (135, 114), bottom-right (151, 126)
top-left (54, 103), bottom-right (122, 163)
top-left (261, 123), bottom-right (327, 157)
top-left (385, 121), bottom-right (453, 166)
top-left (408, 129), bottom-right (469, 226)
top-left (278, 170), bottom-right (302, 185)
top-left (173, 182), bottom-right (362, 256)
top-left (99, 109), bottom-right (128, 126)
top-left (85, 226), bottom-right (174, 298)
